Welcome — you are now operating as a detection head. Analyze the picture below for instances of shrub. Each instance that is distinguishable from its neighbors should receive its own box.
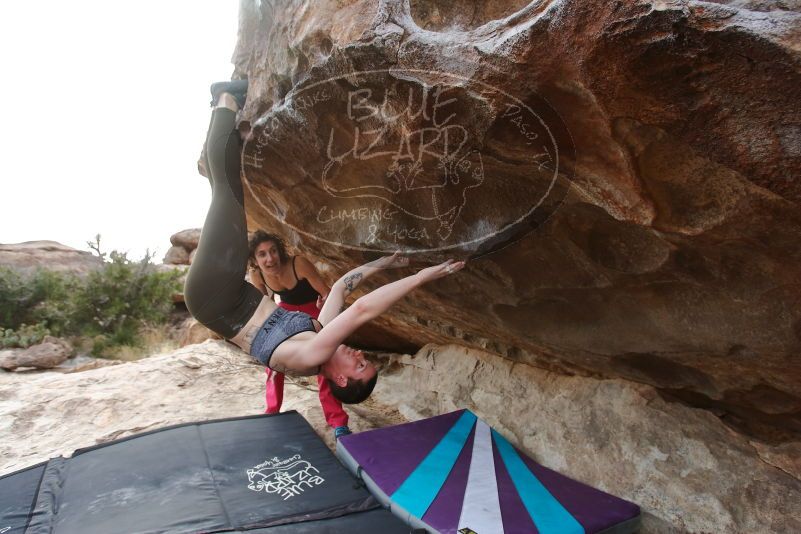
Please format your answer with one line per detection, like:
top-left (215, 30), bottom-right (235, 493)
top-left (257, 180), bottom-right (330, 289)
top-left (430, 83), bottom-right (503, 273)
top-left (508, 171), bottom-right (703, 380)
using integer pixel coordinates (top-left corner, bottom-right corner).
top-left (0, 267), bottom-right (75, 334)
top-left (0, 241), bottom-right (183, 354)
top-left (0, 267), bottom-right (26, 329)
top-left (0, 323), bottom-right (51, 349)
top-left (72, 250), bottom-right (182, 354)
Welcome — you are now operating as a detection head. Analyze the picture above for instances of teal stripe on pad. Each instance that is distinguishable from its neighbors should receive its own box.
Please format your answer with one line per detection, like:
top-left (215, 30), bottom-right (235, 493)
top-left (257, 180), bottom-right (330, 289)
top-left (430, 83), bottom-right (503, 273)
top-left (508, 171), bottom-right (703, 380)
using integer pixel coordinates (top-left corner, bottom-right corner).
top-left (493, 429), bottom-right (585, 534)
top-left (392, 410), bottom-right (477, 519)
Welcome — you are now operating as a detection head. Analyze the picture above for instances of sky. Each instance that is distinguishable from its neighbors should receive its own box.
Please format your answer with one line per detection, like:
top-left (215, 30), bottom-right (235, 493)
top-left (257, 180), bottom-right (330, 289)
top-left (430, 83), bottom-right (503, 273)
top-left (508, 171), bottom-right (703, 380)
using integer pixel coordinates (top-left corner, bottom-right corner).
top-left (0, 1), bottom-right (239, 261)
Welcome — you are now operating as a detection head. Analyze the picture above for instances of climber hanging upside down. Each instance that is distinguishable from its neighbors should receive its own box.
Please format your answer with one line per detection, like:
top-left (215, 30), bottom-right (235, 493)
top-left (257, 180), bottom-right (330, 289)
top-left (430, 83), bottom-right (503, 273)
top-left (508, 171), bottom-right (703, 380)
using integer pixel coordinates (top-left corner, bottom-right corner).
top-left (184, 79), bottom-right (465, 404)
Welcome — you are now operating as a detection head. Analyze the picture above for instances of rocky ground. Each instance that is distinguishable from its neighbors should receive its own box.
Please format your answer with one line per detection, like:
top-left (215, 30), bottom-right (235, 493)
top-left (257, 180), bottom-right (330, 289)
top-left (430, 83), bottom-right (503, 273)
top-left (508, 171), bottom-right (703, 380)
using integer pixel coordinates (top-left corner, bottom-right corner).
top-left (3, 340), bottom-right (799, 533)
top-left (0, 340), bottom-right (406, 476)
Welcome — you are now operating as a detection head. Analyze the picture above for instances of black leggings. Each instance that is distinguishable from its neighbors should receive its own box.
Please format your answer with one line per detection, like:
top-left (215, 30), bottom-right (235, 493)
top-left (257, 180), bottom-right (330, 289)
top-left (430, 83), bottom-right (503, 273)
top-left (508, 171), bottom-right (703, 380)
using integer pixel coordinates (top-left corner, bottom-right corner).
top-left (184, 108), bottom-right (262, 339)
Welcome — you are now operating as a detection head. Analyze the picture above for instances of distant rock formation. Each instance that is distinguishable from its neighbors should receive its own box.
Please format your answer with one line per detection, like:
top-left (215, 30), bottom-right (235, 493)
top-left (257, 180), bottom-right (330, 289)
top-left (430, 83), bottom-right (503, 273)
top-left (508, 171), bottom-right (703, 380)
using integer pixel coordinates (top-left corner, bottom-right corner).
top-left (160, 228), bottom-right (202, 303)
top-left (0, 241), bottom-right (102, 275)
top-left (163, 228), bottom-right (201, 266)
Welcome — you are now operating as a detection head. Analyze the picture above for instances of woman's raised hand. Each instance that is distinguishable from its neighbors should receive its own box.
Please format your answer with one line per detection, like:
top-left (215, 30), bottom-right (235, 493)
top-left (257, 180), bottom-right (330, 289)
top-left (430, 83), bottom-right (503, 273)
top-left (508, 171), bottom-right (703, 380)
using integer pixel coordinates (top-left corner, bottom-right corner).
top-left (416, 259), bottom-right (466, 283)
top-left (369, 251), bottom-right (410, 270)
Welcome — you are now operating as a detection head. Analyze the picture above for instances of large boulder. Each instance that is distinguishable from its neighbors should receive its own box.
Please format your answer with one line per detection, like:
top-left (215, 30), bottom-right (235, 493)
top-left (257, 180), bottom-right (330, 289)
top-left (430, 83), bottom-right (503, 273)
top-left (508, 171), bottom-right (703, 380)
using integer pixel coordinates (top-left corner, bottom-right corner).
top-left (162, 245), bottom-right (190, 265)
top-left (0, 241), bottom-right (102, 275)
top-left (229, 0), bottom-right (801, 453)
top-left (169, 228), bottom-right (201, 250)
top-left (0, 336), bottom-right (74, 371)
top-left (164, 229), bottom-right (201, 266)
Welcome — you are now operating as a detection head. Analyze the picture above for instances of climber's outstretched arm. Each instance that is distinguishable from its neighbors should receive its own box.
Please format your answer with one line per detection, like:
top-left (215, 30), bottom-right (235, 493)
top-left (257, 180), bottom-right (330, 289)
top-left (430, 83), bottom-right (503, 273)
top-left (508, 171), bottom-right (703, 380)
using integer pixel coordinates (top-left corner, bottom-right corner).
top-left (317, 252), bottom-right (410, 326)
top-left (285, 260), bottom-right (465, 370)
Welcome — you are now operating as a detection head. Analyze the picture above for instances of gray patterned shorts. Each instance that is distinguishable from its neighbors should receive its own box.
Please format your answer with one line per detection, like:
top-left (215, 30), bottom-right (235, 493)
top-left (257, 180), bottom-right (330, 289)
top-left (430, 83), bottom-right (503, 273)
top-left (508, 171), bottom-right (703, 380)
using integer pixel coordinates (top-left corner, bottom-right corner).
top-left (250, 307), bottom-right (316, 368)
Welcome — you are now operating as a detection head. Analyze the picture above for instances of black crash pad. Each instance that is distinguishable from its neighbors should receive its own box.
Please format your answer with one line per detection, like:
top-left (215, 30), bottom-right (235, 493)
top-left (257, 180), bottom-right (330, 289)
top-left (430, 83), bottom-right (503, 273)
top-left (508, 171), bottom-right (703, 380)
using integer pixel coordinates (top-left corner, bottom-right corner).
top-left (1, 412), bottom-right (413, 533)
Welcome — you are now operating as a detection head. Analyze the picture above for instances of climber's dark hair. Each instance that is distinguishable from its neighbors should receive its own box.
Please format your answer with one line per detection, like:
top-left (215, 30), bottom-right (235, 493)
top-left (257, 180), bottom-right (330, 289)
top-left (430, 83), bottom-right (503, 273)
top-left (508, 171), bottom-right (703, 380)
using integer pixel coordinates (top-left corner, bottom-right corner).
top-left (327, 373), bottom-right (379, 404)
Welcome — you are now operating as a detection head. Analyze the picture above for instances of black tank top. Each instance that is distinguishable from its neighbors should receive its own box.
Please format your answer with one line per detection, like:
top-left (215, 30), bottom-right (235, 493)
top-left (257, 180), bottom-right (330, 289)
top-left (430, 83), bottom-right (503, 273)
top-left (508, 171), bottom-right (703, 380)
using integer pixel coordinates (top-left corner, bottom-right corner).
top-left (264, 257), bottom-right (320, 305)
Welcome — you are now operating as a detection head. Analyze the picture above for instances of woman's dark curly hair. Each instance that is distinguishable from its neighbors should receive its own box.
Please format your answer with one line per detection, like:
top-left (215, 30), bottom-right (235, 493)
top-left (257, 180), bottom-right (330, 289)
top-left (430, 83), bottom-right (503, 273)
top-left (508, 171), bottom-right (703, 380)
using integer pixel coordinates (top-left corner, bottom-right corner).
top-left (248, 230), bottom-right (289, 268)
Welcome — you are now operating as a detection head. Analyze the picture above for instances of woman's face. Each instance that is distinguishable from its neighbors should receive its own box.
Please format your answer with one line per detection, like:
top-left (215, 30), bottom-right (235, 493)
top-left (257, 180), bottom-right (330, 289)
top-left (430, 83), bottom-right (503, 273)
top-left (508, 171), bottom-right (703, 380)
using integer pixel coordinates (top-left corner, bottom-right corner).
top-left (332, 344), bottom-right (377, 384)
top-left (254, 240), bottom-right (282, 274)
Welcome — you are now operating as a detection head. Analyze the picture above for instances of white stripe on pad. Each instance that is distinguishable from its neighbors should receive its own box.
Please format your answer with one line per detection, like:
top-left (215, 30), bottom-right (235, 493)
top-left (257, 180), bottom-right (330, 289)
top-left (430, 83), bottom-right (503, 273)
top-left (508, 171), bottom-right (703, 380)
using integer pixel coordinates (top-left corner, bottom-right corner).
top-left (457, 419), bottom-right (505, 533)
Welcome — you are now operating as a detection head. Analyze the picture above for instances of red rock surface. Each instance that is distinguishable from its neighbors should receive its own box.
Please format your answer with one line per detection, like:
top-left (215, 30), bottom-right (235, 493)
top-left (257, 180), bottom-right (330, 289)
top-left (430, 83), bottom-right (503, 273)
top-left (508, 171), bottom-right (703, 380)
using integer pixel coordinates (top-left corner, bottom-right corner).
top-left (229, 0), bottom-right (801, 446)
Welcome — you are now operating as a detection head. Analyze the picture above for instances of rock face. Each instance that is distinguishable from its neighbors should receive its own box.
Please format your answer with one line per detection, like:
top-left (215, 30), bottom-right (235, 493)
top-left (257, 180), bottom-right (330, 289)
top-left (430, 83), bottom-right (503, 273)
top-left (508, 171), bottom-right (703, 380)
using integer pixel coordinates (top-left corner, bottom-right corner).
top-left (163, 228), bottom-right (201, 265)
top-left (178, 317), bottom-right (219, 346)
top-left (373, 345), bottom-right (801, 534)
top-left (0, 337), bottom-right (73, 370)
top-left (0, 241), bottom-right (102, 275)
top-left (169, 228), bottom-right (201, 250)
top-left (163, 245), bottom-right (190, 265)
top-left (229, 0), bottom-right (801, 451)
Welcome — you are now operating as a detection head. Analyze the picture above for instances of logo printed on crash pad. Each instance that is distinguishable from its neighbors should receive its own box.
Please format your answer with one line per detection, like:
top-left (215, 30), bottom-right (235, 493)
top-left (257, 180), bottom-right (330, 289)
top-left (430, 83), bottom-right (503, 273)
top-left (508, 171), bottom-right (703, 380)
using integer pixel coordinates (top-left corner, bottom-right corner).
top-left (459, 528), bottom-right (478, 534)
top-left (247, 454), bottom-right (325, 500)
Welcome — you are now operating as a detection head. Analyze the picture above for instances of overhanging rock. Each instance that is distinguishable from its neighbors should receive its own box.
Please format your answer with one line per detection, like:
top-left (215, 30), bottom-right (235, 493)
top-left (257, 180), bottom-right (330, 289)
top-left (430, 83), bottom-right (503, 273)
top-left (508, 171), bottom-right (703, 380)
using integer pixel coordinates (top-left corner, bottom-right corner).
top-left (230, 0), bottom-right (801, 445)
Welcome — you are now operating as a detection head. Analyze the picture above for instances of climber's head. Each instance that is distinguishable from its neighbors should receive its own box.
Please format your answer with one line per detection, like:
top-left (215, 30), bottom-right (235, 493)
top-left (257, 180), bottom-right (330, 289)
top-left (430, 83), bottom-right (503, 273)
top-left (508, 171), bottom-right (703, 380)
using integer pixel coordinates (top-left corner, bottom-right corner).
top-left (322, 344), bottom-right (378, 404)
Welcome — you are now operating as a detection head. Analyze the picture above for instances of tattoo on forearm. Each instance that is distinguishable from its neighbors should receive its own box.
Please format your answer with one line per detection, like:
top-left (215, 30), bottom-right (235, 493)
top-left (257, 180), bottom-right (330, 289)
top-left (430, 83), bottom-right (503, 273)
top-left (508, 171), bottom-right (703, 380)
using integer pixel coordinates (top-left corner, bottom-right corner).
top-left (343, 272), bottom-right (363, 293)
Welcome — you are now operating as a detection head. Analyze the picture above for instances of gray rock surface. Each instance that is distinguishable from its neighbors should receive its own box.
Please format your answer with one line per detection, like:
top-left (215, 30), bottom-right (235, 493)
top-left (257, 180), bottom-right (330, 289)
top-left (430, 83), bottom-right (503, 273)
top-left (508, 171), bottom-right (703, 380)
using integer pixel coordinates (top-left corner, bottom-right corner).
top-left (0, 340), bottom-right (406, 477)
top-left (0, 336), bottom-right (73, 370)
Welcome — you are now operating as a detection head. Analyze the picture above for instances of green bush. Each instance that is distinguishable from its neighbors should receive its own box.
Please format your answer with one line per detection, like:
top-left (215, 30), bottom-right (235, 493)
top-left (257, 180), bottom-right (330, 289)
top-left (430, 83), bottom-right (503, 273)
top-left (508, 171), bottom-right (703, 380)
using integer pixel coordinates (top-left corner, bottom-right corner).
top-left (0, 268), bottom-right (75, 333)
top-left (73, 250), bottom-right (182, 353)
top-left (0, 323), bottom-right (51, 349)
top-left (0, 244), bottom-right (183, 354)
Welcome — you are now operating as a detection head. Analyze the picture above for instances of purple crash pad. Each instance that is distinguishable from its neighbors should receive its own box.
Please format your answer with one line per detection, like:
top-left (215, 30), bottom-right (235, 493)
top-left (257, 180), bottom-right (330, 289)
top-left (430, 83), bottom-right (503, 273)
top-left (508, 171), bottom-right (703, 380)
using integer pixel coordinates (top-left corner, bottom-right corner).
top-left (336, 409), bottom-right (641, 534)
